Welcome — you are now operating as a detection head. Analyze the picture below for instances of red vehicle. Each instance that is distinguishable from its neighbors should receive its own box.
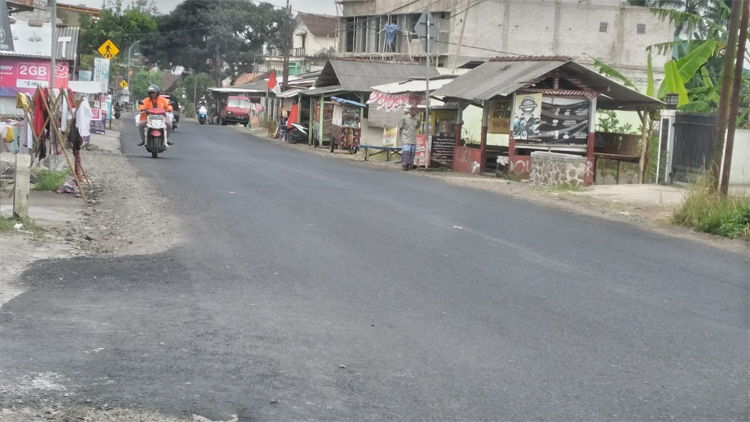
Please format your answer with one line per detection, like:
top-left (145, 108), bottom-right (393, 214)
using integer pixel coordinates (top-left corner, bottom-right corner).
top-left (219, 95), bottom-right (252, 125)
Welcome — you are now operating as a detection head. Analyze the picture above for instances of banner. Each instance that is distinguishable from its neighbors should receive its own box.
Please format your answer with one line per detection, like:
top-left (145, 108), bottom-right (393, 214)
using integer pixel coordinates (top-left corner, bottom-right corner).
top-left (382, 127), bottom-right (398, 146)
top-left (0, 0), bottom-right (14, 51)
top-left (0, 57), bottom-right (69, 96)
top-left (78, 70), bottom-right (92, 81)
top-left (93, 58), bottom-right (110, 94)
top-left (537, 99), bottom-right (590, 144)
top-left (90, 109), bottom-right (106, 134)
top-left (367, 91), bottom-right (423, 112)
top-left (415, 134), bottom-right (430, 167)
top-left (489, 99), bottom-right (511, 134)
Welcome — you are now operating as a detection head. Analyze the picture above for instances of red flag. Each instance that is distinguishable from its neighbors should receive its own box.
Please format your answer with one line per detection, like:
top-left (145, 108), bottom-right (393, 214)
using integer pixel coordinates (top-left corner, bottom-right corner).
top-left (267, 72), bottom-right (281, 95)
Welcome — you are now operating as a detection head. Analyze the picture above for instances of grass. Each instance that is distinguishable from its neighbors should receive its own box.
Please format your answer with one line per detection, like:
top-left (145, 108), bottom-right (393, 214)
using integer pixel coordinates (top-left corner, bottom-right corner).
top-left (547, 183), bottom-right (584, 192)
top-left (0, 215), bottom-right (45, 236)
top-left (671, 182), bottom-right (750, 240)
top-left (33, 170), bottom-right (68, 191)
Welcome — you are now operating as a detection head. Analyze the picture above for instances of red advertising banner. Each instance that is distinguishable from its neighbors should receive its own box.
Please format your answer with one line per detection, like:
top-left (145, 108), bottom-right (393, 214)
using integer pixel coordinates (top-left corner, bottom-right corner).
top-left (0, 57), bottom-right (69, 96)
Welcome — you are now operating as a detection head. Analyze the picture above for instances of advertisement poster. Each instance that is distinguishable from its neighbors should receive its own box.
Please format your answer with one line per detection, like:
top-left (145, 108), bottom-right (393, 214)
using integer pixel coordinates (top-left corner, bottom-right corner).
top-left (382, 127), bottom-right (398, 146)
top-left (105, 94), bottom-right (113, 122)
top-left (0, 58), bottom-right (69, 96)
top-left (489, 100), bottom-right (511, 134)
top-left (90, 109), bottom-right (106, 134)
top-left (78, 70), bottom-right (92, 81)
top-left (537, 98), bottom-right (590, 144)
top-left (415, 134), bottom-right (431, 167)
top-left (512, 93), bottom-right (542, 140)
top-left (432, 115), bottom-right (455, 165)
top-left (93, 58), bottom-right (110, 94)
top-left (0, 0), bottom-right (14, 51)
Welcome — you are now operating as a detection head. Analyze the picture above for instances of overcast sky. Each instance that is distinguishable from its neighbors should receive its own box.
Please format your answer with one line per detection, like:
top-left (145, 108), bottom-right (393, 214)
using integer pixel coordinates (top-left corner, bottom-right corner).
top-left (73, 0), bottom-right (337, 15)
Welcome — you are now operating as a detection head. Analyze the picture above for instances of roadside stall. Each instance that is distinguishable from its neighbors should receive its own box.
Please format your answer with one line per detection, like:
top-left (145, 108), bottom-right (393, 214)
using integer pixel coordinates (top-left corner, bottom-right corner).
top-left (329, 96), bottom-right (366, 154)
top-left (434, 57), bottom-right (663, 185)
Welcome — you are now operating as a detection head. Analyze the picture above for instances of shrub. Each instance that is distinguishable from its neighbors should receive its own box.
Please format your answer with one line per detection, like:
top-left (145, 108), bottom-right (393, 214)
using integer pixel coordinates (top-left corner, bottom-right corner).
top-left (672, 182), bottom-right (750, 240)
top-left (33, 170), bottom-right (68, 191)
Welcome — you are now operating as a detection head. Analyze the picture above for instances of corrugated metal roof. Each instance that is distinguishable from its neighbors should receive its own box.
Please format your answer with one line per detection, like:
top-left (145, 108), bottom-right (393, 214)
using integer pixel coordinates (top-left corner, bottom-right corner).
top-left (278, 88), bottom-right (305, 98)
top-left (433, 60), bottom-right (565, 101)
top-left (315, 59), bottom-right (440, 92)
top-left (433, 59), bottom-right (662, 111)
top-left (370, 78), bottom-right (455, 94)
top-left (302, 84), bottom-right (344, 96)
top-left (6, 22), bottom-right (79, 60)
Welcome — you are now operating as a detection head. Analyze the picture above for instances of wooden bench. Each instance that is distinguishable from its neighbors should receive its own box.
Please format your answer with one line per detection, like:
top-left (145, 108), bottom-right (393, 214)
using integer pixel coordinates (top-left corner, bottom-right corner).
top-left (360, 145), bottom-right (402, 162)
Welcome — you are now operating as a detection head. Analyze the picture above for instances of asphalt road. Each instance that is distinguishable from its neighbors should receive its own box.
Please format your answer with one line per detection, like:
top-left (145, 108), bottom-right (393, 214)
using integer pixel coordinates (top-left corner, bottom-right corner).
top-left (1, 119), bottom-right (748, 421)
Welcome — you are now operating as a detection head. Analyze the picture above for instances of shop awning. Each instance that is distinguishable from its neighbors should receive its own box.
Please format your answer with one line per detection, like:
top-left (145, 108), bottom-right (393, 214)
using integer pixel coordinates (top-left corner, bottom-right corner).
top-left (330, 97), bottom-right (366, 108)
top-left (68, 81), bottom-right (104, 94)
top-left (278, 88), bottom-right (305, 98)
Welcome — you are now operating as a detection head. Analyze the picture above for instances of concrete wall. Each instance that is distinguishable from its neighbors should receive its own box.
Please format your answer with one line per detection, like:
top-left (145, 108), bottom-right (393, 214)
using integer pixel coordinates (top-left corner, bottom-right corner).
top-left (728, 129), bottom-right (750, 185)
top-left (530, 151), bottom-right (587, 187)
top-left (294, 21), bottom-right (338, 55)
top-left (339, 0), bottom-right (672, 86)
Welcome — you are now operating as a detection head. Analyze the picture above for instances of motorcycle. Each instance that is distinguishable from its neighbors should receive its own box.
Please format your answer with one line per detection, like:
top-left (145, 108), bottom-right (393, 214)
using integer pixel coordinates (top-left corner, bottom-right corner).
top-left (198, 105), bottom-right (208, 125)
top-left (166, 110), bottom-right (178, 132)
top-left (286, 123), bottom-right (307, 144)
top-left (141, 108), bottom-right (169, 158)
top-left (114, 105), bottom-right (121, 120)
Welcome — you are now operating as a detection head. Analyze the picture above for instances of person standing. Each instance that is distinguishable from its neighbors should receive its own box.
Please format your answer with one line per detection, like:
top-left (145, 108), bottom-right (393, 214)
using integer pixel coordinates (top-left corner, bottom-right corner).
top-left (399, 105), bottom-right (420, 171)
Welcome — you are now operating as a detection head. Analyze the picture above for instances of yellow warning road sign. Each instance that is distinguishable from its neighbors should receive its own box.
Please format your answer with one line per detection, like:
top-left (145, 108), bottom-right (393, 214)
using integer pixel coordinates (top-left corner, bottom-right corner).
top-left (98, 39), bottom-right (120, 59)
top-left (119, 80), bottom-right (128, 89)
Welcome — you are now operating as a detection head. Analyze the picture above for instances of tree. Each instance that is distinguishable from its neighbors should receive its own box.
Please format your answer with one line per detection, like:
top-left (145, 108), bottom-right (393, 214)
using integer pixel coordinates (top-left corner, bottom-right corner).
top-left (129, 68), bottom-right (164, 101)
top-left (140, 0), bottom-right (286, 85)
top-left (78, 3), bottom-right (158, 83)
top-left (626, 0), bottom-right (730, 38)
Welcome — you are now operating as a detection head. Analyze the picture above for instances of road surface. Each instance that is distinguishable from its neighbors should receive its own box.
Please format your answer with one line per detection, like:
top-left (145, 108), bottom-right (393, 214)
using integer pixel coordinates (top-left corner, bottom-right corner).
top-left (1, 119), bottom-right (748, 421)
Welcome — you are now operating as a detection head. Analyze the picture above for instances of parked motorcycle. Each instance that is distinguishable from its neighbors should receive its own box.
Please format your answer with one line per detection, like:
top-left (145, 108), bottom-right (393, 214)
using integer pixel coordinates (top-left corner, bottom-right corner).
top-left (114, 103), bottom-right (121, 120)
top-left (198, 105), bottom-right (208, 125)
top-left (286, 123), bottom-right (307, 144)
top-left (141, 108), bottom-right (169, 158)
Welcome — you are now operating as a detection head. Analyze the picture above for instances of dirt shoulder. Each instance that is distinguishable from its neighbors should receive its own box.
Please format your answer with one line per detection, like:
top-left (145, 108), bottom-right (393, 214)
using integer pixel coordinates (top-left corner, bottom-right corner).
top-left (1, 128), bottom-right (188, 421)
top-left (235, 126), bottom-right (748, 255)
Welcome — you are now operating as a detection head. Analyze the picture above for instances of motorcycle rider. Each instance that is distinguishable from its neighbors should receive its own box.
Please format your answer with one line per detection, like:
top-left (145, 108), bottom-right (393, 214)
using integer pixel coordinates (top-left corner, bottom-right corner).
top-left (197, 95), bottom-right (208, 109)
top-left (138, 84), bottom-right (173, 146)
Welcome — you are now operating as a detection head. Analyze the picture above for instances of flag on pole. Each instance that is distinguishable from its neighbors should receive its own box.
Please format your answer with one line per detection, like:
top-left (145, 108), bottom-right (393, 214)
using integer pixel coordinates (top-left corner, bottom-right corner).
top-left (267, 72), bottom-right (281, 95)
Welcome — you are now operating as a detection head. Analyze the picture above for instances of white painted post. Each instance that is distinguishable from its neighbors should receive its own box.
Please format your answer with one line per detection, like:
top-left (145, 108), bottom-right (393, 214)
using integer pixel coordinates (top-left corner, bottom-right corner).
top-left (13, 153), bottom-right (30, 219)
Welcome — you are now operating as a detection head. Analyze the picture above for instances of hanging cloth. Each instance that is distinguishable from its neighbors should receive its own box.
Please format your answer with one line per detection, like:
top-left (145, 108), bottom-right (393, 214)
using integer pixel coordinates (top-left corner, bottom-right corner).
top-left (32, 89), bottom-right (48, 137)
top-left (76, 98), bottom-right (93, 138)
top-left (386, 23), bottom-right (399, 47)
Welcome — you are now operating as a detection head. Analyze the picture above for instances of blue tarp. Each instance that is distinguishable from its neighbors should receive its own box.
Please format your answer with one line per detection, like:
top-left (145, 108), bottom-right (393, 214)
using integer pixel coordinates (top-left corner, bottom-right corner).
top-left (330, 96), bottom-right (366, 108)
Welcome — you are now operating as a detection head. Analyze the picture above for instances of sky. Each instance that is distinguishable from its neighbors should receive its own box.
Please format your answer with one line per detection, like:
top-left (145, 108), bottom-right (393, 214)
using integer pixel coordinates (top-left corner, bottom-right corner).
top-left (72, 0), bottom-right (338, 15)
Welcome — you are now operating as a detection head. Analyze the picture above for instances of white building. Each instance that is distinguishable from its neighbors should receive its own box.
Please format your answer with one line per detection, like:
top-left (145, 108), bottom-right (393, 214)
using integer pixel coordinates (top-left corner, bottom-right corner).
top-left (336, 0), bottom-right (674, 87)
top-left (265, 12), bottom-right (339, 75)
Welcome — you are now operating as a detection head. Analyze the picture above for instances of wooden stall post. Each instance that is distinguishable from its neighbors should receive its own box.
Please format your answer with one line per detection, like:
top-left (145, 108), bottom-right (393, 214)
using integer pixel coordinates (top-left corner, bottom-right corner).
top-left (455, 100), bottom-right (463, 148)
top-left (585, 96), bottom-right (598, 186)
top-left (308, 96), bottom-right (314, 146)
top-left (480, 100), bottom-right (489, 173)
top-left (318, 94), bottom-right (325, 148)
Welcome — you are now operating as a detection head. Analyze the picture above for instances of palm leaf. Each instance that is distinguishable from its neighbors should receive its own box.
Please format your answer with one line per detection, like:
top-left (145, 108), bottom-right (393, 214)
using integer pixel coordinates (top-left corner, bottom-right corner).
top-left (657, 40), bottom-right (716, 99)
top-left (664, 60), bottom-right (689, 106)
top-left (649, 7), bottom-right (727, 38)
top-left (678, 101), bottom-right (711, 112)
top-left (586, 54), bottom-right (637, 90)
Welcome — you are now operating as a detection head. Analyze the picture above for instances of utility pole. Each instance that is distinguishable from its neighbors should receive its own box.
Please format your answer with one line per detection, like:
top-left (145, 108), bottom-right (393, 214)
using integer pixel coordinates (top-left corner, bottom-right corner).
top-left (424, 9), bottom-right (431, 168)
top-left (720, 0), bottom-right (749, 195)
top-left (709, 0), bottom-right (743, 190)
top-left (282, 0), bottom-right (291, 90)
top-left (49, 0), bottom-right (56, 91)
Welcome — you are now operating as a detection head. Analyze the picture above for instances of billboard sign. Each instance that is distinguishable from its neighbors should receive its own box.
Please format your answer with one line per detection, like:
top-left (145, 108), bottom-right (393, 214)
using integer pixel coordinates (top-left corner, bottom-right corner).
top-left (0, 57), bottom-right (69, 96)
top-left (93, 58), bottom-right (110, 94)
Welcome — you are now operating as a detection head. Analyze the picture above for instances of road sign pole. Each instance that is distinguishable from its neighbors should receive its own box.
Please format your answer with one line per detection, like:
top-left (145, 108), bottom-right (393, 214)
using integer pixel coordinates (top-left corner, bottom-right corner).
top-left (425, 10), bottom-right (430, 168)
top-left (50, 0), bottom-right (56, 92)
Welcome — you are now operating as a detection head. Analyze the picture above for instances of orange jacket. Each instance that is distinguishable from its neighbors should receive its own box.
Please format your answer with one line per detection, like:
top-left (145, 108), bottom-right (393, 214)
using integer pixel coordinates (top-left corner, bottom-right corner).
top-left (139, 96), bottom-right (173, 121)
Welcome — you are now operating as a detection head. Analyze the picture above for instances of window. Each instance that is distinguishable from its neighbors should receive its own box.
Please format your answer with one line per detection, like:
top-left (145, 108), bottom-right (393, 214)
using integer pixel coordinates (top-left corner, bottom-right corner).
top-left (228, 98), bottom-right (251, 108)
top-left (637, 23), bottom-right (646, 34)
top-left (599, 21), bottom-right (608, 33)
